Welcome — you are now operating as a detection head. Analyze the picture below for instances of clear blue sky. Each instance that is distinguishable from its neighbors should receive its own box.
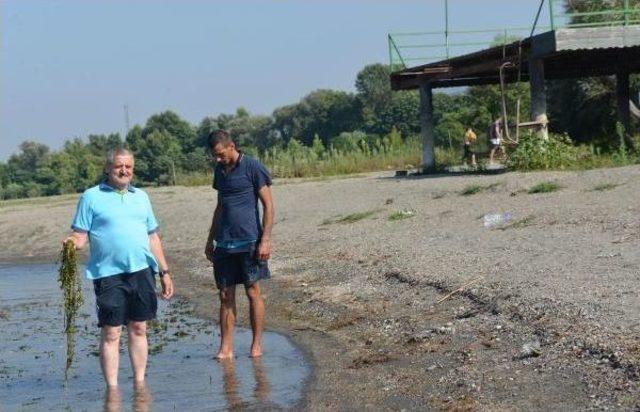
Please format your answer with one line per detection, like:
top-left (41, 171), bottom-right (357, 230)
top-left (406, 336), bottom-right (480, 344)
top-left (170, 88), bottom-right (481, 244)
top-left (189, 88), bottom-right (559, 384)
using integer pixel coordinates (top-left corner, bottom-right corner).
top-left (1, 0), bottom-right (549, 159)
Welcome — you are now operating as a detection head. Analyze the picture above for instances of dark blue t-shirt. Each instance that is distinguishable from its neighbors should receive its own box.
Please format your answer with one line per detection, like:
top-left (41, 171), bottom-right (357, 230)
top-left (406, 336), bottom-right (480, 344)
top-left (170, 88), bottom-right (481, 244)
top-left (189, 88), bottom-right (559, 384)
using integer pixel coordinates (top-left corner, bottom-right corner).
top-left (213, 154), bottom-right (272, 244)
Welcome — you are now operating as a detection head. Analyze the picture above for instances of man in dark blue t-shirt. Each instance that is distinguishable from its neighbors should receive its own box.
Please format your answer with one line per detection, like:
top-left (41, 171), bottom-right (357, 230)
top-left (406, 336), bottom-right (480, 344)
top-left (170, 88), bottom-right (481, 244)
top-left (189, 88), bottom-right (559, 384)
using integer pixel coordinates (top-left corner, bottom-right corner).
top-left (204, 129), bottom-right (274, 359)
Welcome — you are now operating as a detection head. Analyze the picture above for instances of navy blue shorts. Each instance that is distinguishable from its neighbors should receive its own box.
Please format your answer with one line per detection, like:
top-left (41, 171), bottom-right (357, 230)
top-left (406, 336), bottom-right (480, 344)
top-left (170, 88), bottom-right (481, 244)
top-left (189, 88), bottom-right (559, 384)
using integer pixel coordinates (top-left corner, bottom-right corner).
top-left (212, 245), bottom-right (270, 289)
top-left (93, 267), bottom-right (157, 327)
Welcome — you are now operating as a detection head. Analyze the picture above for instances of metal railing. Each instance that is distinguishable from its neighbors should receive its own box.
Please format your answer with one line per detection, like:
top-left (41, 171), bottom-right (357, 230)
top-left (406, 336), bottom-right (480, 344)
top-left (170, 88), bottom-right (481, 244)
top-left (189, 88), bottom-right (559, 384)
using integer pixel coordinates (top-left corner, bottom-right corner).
top-left (388, 26), bottom-right (547, 71)
top-left (389, 0), bottom-right (640, 70)
top-left (549, 0), bottom-right (640, 30)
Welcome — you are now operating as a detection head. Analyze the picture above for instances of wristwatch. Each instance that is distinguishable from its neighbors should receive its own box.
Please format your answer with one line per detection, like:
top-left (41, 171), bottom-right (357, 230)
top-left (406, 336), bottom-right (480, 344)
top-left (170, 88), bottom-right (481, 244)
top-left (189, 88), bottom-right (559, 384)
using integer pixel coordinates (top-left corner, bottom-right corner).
top-left (159, 269), bottom-right (170, 277)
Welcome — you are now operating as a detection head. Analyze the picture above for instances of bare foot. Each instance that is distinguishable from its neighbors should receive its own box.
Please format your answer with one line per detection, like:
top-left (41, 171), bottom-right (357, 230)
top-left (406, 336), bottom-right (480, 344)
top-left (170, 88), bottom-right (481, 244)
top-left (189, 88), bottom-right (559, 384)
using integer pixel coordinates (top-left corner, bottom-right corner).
top-left (215, 350), bottom-right (234, 360)
top-left (250, 345), bottom-right (262, 358)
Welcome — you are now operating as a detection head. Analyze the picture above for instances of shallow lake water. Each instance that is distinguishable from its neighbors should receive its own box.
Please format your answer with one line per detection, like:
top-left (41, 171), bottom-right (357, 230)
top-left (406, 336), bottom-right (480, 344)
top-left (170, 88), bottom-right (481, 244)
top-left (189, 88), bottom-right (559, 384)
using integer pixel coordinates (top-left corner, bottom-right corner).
top-left (0, 263), bottom-right (310, 411)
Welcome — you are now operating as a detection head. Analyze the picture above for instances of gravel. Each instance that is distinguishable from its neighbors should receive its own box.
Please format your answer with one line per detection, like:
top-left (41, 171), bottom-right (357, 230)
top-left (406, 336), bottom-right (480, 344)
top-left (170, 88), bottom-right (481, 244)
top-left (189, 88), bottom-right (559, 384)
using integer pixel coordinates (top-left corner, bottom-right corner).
top-left (1, 165), bottom-right (639, 410)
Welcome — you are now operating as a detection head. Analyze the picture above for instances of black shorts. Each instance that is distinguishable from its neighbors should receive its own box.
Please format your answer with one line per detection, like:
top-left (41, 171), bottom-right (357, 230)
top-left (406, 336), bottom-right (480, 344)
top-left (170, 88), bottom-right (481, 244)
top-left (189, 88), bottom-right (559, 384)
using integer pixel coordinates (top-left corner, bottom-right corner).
top-left (93, 267), bottom-right (157, 327)
top-left (213, 245), bottom-right (270, 289)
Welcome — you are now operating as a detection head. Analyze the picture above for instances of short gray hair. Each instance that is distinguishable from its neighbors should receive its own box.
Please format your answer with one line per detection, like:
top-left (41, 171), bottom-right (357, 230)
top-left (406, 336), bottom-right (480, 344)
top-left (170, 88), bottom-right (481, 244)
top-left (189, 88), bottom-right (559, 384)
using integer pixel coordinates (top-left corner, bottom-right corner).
top-left (106, 147), bottom-right (134, 167)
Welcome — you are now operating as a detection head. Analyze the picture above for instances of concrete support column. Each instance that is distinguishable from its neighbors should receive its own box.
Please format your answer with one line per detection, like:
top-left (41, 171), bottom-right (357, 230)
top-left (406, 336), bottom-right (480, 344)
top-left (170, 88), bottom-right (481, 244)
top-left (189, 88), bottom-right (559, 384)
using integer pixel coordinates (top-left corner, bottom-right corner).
top-left (419, 81), bottom-right (436, 173)
top-left (616, 68), bottom-right (631, 133)
top-left (528, 57), bottom-right (548, 139)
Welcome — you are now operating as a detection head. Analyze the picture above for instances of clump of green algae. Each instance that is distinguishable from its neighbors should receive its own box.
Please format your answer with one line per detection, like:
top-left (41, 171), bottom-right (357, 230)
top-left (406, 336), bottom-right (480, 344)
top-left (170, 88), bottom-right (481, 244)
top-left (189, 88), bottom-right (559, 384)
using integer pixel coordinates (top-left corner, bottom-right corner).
top-left (58, 240), bottom-right (83, 382)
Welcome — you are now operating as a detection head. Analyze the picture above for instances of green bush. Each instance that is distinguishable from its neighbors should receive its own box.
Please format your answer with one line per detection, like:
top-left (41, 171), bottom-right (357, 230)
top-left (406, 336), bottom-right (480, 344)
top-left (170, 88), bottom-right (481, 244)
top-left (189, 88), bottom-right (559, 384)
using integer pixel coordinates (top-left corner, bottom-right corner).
top-left (175, 172), bottom-right (211, 187)
top-left (3, 183), bottom-right (24, 199)
top-left (527, 181), bottom-right (561, 194)
top-left (460, 182), bottom-right (501, 196)
top-left (435, 147), bottom-right (459, 168)
top-left (261, 134), bottom-right (421, 178)
top-left (388, 210), bottom-right (415, 221)
top-left (508, 132), bottom-right (578, 171)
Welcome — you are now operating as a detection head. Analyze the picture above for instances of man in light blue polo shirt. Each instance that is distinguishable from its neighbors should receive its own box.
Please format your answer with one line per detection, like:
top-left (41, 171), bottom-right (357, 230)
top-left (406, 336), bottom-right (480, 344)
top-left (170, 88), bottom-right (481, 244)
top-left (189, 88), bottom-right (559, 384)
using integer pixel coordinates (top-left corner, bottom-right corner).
top-left (64, 147), bottom-right (174, 388)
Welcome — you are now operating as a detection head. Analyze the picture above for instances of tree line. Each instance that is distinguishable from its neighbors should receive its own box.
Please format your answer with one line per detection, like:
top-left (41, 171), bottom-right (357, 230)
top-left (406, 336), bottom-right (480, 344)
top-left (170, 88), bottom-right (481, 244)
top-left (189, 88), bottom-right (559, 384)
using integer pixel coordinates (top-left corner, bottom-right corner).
top-left (3, 0), bottom-right (639, 199)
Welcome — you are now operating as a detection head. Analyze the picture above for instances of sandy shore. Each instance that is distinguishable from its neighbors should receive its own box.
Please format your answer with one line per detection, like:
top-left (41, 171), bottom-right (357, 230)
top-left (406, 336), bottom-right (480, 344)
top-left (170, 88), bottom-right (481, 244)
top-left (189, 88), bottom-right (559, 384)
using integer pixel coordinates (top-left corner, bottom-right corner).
top-left (1, 166), bottom-right (639, 410)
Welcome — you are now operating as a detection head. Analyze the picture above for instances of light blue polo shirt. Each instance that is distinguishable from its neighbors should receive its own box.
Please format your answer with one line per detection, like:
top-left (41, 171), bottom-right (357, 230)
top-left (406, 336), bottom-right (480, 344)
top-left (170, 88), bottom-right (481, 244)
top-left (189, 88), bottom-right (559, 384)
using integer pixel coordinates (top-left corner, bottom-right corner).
top-left (71, 182), bottom-right (159, 280)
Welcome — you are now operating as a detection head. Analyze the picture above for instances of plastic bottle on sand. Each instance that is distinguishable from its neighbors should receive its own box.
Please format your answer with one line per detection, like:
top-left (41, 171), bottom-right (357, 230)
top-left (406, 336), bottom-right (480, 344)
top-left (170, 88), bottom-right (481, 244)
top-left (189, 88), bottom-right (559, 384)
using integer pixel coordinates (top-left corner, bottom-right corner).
top-left (483, 212), bottom-right (512, 228)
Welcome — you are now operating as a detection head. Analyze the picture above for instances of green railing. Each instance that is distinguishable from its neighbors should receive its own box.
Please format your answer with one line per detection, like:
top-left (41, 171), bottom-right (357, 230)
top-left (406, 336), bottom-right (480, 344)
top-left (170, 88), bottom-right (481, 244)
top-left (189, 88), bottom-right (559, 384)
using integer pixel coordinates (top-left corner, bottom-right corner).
top-left (389, 0), bottom-right (640, 70)
top-left (388, 26), bottom-right (547, 71)
top-left (549, 0), bottom-right (640, 30)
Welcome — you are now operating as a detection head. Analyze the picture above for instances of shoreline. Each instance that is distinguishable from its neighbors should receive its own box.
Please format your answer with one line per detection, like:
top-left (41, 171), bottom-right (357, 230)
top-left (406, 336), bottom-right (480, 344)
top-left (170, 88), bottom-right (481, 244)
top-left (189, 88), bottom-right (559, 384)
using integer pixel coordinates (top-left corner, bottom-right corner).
top-left (0, 252), bottom-right (320, 410)
top-left (2, 166), bottom-right (639, 409)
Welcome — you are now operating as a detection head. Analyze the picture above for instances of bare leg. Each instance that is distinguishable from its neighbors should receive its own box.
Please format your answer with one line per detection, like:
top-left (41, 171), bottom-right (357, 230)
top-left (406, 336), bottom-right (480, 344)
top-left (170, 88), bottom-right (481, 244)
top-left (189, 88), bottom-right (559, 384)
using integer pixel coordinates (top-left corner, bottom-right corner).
top-left (216, 286), bottom-right (236, 359)
top-left (245, 282), bottom-right (265, 357)
top-left (127, 321), bottom-right (148, 383)
top-left (490, 147), bottom-right (496, 164)
top-left (100, 325), bottom-right (122, 387)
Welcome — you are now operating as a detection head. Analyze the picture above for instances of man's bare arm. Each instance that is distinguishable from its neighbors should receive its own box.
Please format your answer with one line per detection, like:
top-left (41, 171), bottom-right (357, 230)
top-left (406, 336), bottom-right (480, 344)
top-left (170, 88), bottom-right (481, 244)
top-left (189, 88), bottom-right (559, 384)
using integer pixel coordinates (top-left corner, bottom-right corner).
top-left (149, 232), bottom-right (169, 271)
top-left (149, 232), bottom-right (174, 300)
top-left (257, 185), bottom-right (274, 261)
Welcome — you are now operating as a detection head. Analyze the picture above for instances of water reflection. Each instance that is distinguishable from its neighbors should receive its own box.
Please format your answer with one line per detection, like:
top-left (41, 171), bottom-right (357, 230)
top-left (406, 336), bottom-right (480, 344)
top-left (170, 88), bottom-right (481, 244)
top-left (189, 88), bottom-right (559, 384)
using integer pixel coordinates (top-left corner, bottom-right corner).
top-left (221, 360), bottom-right (242, 409)
top-left (252, 357), bottom-right (270, 405)
top-left (102, 383), bottom-right (152, 412)
top-left (103, 387), bottom-right (122, 412)
top-left (220, 357), bottom-right (271, 409)
top-left (133, 382), bottom-right (152, 412)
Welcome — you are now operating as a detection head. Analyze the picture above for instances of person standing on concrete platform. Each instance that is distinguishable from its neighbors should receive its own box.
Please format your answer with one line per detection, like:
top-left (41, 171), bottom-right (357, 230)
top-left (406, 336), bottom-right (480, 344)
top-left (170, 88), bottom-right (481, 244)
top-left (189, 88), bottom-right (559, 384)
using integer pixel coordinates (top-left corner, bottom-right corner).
top-left (64, 147), bottom-right (174, 388)
top-left (204, 129), bottom-right (274, 359)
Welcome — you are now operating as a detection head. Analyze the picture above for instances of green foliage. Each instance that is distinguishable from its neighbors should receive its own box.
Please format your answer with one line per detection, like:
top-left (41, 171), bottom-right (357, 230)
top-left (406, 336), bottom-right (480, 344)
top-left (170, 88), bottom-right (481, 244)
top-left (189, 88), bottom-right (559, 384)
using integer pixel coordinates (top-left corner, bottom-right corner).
top-left (144, 111), bottom-right (197, 152)
top-left (58, 240), bottom-right (83, 381)
top-left (460, 185), bottom-right (483, 196)
top-left (460, 182), bottom-right (501, 196)
top-left (174, 172), bottom-right (211, 187)
top-left (546, 1), bottom-right (640, 144)
top-left (508, 133), bottom-right (579, 170)
top-left (333, 131), bottom-right (366, 153)
top-left (355, 64), bottom-right (420, 137)
top-left (435, 147), bottom-right (460, 168)
top-left (2, 54), bottom-right (637, 199)
top-left (273, 89), bottom-right (361, 146)
top-left (262, 135), bottom-right (420, 178)
top-left (563, 0), bottom-right (640, 26)
top-left (590, 182), bottom-right (619, 191)
top-left (388, 210), bottom-right (415, 221)
top-left (87, 134), bottom-right (122, 156)
top-left (135, 129), bottom-right (183, 185)
top-left (547, 77), bottom-right (619, 145)
top-left (334, 210), bottom-right (378, 224)
top-left (3, 183), bottom-right (23, 199)
top-left (311, 134), bottom-right (325, 158)
top-left (527, 181), bottom-right (562, 194)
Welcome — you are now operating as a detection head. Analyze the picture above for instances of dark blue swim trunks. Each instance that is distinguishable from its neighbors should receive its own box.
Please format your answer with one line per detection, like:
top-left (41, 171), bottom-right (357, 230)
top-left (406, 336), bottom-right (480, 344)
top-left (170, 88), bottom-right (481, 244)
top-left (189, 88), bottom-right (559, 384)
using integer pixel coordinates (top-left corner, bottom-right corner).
top-left (212, 244), bottom-right (270, 289)
top-left (93, 267), bottom-right (157, 327)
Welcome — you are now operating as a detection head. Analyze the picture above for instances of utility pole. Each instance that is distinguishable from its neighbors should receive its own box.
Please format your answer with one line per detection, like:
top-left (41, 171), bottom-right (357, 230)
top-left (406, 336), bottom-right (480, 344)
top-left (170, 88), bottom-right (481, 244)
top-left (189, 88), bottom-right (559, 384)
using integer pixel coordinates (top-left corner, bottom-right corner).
top-left (123, 105), bottom-right (131, 139)
top-left (444, 0), bottom-right (450, 59)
